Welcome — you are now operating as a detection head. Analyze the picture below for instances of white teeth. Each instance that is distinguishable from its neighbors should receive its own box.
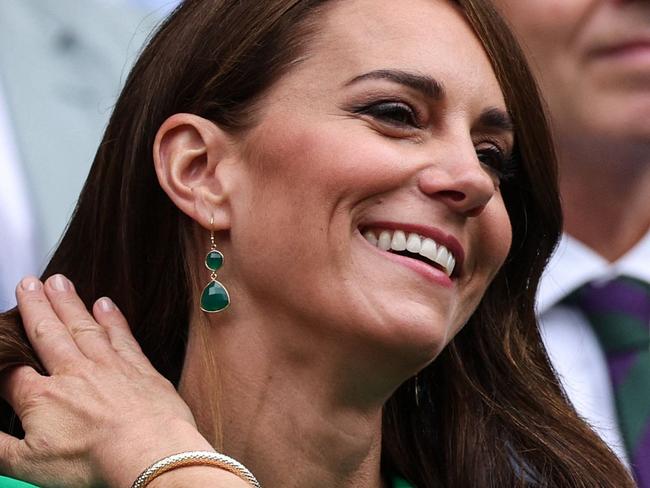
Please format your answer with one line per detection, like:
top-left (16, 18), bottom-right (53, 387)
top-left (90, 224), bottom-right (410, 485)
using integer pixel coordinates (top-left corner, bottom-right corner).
top-left (447, 256), bottom-right (456, 276)
top-left (406, 233), bottom-right (422, 253)
top-left (435, 246), bottom-right (450, 271)
top-left (363, 230), bottom-right (378, 247)
top-left (362, 228), bottom-right (457, 276)
top-left (378, 230), bottom-right (392, 251)
top-left (390, 230), bottom-right (407, 251)
top-left (419, 238), bottom-right (438, 262)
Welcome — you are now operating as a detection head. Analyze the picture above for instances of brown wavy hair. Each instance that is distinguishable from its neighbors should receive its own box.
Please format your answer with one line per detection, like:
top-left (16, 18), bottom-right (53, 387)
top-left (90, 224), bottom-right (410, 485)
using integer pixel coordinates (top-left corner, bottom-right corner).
top-left (0, 0), bottom-right (635, 486)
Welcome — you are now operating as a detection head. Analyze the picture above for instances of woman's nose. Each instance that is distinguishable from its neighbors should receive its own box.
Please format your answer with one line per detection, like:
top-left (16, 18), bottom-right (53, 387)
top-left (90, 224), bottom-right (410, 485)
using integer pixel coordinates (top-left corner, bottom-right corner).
top-left (417, 149), bottom-right (497, 217)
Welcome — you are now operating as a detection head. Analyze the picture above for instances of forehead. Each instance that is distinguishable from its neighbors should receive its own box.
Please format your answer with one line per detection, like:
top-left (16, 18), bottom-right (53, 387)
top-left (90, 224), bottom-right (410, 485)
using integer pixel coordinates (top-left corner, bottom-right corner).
top-left (293, 0), bottom-right (506, 111)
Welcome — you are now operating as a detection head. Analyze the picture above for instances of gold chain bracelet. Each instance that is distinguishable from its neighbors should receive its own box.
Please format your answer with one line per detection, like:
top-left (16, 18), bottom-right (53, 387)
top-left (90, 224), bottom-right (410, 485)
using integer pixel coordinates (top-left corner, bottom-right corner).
top-left (131, 450), bottom-right (261, 488)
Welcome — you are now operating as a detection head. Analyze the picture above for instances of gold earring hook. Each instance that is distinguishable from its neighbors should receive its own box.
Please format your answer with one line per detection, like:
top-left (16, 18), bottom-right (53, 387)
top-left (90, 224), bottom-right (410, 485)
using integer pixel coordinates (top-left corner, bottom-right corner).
top-left (210, 216), bottom-right (216, 250)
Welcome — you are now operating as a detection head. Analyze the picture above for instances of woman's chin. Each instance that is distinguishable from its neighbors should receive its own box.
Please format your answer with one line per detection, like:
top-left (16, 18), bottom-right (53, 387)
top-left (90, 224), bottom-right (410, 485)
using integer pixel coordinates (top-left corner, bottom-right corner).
top-left (349, 305), bottom-right (455, 377)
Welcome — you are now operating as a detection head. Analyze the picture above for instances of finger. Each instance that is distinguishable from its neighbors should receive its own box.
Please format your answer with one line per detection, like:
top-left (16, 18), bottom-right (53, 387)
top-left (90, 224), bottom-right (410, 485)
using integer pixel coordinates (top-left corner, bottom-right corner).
top-left (44, 275), bottom-right (115, 362)
top-left (92, 298), bottom-right (153, 369)
top-left (0, 431), bottom-right (23, 479)
top-left (16, 277), bottom-right (86, 374)
top-left (0, 366), bottom-right (44, 418)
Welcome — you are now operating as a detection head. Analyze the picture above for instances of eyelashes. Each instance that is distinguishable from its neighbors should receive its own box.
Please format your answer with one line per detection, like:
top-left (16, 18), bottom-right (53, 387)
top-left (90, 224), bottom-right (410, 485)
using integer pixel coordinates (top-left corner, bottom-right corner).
top-left (348, 98), bottom-right (517, 182)
top-left (350, 99), bottom-right (424, 129)
top-left (476, 144), bottom-right (517, 183)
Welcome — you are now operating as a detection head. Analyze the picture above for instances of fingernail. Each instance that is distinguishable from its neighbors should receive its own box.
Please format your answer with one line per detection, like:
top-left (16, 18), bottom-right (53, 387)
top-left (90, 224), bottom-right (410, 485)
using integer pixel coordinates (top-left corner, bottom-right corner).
top-left (98, 297), bottom-right (116, 312)
top-left (51, 274), bottom-right (71, 292)
top-left (21, 277), bottom-right (42, 291)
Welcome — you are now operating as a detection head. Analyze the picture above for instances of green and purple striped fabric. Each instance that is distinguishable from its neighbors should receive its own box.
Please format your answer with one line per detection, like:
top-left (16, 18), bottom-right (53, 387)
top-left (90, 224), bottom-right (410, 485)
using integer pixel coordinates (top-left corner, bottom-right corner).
top-left (574, 276), bottom-right (650, 487)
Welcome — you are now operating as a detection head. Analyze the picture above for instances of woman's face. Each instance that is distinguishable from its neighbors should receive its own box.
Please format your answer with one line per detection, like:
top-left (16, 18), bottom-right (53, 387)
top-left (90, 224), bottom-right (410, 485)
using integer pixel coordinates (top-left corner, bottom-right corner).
top-left (226, 0), bottom-right (513, 366)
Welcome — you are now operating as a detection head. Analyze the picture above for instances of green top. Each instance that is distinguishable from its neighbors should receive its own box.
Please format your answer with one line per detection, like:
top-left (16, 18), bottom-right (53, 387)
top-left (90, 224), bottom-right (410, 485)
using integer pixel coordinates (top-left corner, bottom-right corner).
top-left (0, 474), bottom-right (414, 487)
top-left (0, 477), bottom-right (38, 488)
top-left (392, 476), bottom-right (415, 488)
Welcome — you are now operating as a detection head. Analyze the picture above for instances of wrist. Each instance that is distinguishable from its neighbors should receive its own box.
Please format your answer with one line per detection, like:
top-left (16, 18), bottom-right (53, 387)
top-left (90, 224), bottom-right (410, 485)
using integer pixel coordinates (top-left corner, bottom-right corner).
top-left (131, 451), bottom-right (261, 488)
top-left (97, 417), bottom-right (215, 488)
top-left (146, 465), bottom-right (252, 488)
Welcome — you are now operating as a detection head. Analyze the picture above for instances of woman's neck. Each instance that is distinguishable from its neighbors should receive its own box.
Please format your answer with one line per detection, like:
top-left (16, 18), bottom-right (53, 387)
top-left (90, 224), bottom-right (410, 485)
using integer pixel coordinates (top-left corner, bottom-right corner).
top-left (178, 310), bottom-right (392, 488)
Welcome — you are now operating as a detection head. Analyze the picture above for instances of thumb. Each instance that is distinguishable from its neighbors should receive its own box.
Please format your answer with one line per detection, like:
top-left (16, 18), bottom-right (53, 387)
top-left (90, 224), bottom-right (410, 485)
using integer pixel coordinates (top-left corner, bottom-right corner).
top-left (0, 366), bottom-right (34, 482)
top-left (0, 431), bottom-right (23, 480)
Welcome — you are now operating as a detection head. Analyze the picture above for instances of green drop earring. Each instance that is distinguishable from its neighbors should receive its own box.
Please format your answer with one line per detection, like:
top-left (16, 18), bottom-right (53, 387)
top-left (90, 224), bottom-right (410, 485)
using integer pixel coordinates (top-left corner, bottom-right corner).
top-left (200, 219), bottom-right (231, 313)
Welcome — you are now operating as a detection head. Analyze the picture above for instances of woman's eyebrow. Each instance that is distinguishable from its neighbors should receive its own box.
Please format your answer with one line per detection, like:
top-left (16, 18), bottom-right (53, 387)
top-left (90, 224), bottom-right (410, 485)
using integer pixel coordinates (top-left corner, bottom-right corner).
top-left (344, 69), bottom-right (445, 100)
top-left (345, 70), bottom-right (513, 134)
top-left (477, 107), bottom-right (514, 134)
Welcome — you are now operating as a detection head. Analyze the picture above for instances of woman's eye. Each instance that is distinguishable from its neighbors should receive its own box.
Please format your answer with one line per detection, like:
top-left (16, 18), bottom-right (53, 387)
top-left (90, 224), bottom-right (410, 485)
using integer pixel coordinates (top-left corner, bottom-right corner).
top-left (354, 101), bottom-right (421, 128)
top-left (476, 145), bottom-right (515, 181)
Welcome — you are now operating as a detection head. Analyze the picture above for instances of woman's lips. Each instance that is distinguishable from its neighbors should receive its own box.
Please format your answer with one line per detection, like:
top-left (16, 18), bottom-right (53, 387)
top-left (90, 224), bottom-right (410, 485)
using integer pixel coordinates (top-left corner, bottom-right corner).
top-left (359, 221), bottom-right (465, 278)
top-left (357, 230), bottom-right (455, 288)
top-left (356, 221), bottom-right (467, 288)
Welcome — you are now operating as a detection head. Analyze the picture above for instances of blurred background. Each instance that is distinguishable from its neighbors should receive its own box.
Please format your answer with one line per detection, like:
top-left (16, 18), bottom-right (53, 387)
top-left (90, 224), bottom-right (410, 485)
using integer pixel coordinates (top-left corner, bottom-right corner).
top-left (0, 0), bottom-right (180, 310)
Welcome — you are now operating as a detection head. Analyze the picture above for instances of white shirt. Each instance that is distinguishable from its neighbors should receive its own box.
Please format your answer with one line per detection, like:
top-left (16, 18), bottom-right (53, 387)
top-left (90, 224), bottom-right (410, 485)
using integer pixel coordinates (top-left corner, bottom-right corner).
top-left (537, 231), bottom-right (650, 465)
top-left (0, 82), bottom-right (38, 311)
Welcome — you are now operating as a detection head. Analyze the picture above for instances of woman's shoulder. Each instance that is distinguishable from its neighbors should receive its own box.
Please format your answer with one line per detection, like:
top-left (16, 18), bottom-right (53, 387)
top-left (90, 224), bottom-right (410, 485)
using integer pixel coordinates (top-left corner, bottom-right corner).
top-left (0, 476), bottom-right (39, 488)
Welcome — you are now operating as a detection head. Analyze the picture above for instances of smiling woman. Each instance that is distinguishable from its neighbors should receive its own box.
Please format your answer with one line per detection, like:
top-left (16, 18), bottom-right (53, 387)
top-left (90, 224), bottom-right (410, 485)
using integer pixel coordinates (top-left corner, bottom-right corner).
top-left (0, 0), bottom-right (636, 487)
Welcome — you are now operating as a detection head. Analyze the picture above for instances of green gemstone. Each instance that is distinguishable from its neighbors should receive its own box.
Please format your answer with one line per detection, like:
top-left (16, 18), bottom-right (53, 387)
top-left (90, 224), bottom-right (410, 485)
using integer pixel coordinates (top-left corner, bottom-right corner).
top-left (200, 280), bottom-right (230, 313)
top-left (205, 250), bottom-right (224, 271)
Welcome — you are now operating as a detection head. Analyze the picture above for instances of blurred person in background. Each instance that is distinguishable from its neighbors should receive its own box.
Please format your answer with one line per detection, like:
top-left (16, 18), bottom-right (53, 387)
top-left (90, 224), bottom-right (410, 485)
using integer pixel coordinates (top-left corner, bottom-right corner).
top-left (0, 0), bottom-right (159, 310)
top-left (494, 1), bottom-right (650, 485)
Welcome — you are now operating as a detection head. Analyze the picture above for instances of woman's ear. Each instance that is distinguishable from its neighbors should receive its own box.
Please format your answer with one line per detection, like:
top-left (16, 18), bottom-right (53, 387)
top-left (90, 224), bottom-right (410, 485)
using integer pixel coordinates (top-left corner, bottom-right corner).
top-left (153, 113), bottom-right (237, 230)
